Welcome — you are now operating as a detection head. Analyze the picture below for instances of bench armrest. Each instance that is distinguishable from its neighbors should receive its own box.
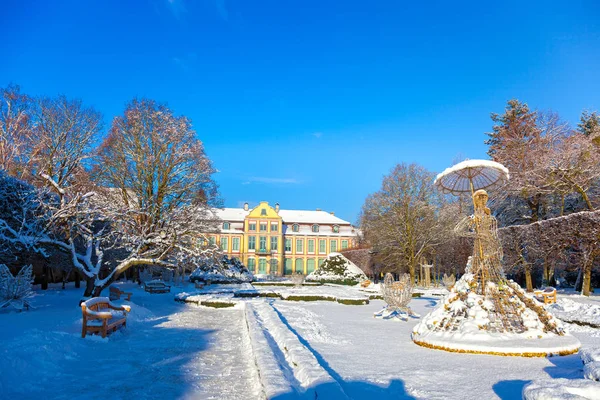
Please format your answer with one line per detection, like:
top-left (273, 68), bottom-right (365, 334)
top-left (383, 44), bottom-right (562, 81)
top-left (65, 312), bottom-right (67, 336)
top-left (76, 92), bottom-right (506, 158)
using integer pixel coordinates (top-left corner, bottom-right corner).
top-left (107, 300), bottom-right (131, 313)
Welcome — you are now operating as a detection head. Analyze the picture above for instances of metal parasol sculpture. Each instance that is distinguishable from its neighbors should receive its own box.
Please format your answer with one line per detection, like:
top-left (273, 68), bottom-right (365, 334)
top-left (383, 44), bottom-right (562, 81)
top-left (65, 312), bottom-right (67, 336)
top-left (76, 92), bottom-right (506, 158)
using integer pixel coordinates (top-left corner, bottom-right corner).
top-left (434, 160), bottom-right (509, 295)
top-left (411, 159), bottom-right (580, 356)
top-left (434, 159), bottom-right (510, 197)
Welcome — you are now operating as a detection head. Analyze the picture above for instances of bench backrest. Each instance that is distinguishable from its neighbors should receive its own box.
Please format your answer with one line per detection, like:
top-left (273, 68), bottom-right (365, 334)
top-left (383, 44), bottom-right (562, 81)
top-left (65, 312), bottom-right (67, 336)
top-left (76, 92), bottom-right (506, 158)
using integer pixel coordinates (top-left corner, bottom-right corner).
top-left (82, 297), bottom-right (111, 312)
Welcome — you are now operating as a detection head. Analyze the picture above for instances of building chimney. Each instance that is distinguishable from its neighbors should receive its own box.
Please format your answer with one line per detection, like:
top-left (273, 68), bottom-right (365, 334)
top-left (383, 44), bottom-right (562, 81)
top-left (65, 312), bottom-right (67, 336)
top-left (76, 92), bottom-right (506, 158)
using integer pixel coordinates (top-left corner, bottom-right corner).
top-left (275, 202), bottom-right (280, 212)
top-left (316, 208), bottom-right (321, 211)
top-left (330, 212), bottom-right (335, 216)
top-left (243, 202), bottom-right (249, 211)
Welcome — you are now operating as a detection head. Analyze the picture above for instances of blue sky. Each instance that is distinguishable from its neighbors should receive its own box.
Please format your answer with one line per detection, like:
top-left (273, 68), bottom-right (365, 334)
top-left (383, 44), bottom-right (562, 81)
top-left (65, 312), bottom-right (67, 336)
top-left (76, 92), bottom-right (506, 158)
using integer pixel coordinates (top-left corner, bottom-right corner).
top-left (1, 1), bottom-right (599, 223)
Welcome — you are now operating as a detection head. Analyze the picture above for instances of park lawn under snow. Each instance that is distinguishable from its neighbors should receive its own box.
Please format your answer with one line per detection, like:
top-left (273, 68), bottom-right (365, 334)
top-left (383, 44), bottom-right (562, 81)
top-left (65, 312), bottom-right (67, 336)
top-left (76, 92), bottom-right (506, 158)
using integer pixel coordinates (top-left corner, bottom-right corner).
top-left (0, 282), bottom-right (262, 400)
top-left (1, 282), bottom-right (599, 399)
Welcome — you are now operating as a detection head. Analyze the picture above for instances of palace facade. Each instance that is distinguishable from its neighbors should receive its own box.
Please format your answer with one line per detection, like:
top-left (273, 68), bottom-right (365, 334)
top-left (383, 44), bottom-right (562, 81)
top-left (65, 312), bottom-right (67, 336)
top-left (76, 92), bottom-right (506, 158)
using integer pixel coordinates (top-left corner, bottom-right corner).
top-left (208, 201), bottom-right (359, 275)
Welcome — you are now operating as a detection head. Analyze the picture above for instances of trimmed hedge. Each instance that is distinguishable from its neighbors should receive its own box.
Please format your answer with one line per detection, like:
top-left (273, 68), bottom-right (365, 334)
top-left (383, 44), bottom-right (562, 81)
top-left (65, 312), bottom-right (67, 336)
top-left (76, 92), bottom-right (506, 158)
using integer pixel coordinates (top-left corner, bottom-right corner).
top-left (234, 292), bottom-right (282, 299)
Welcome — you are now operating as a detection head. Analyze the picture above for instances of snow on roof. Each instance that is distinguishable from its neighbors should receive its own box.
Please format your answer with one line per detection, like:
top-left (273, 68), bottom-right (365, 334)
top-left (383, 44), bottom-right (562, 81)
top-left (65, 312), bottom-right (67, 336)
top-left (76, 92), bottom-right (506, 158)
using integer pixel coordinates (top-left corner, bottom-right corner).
top-left (212, 207), bottom-right (352, 225)
top-left (278, 210), bottom-right (350, 225)
top-left (213, 208), bottom-right (250, 222)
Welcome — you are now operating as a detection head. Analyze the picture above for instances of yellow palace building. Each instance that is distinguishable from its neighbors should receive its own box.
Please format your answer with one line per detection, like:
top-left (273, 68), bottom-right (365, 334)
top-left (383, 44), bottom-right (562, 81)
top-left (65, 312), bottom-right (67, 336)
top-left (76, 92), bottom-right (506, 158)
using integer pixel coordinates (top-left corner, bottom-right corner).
top-left (208, 201), bottom-right (360, 275)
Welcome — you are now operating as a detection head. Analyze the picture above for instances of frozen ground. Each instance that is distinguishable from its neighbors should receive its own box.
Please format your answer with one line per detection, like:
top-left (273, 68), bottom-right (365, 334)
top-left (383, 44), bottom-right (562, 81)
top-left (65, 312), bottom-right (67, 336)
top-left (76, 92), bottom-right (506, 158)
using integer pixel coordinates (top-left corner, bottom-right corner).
top-left (1, 281), bottom-right (599, 399)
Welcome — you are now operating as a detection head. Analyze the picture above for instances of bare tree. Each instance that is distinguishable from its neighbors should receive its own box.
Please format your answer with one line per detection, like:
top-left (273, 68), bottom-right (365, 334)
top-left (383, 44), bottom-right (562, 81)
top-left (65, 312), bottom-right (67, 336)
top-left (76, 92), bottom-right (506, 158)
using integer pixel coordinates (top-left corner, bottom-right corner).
top-left (546, 131), bottom-right (600, 211)
top-left (0, 98), bottom-right (222, 297)
top-left (360, 163), bottom-right (454, 282)
top-left (28, 95), bottom-right (103, 191)
top-left (499, 210), bottom-right (600, 296)
top-left (0, 84), bottom-right (33, 178)
top-left (95, 98), bottom-right (220, 221)
top-left (87, 98), bottom-right (222, 294)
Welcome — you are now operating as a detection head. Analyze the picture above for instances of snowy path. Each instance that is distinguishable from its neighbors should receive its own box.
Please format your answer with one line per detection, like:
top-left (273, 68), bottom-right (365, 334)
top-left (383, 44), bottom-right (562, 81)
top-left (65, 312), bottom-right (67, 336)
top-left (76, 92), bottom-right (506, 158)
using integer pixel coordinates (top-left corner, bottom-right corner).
top-left (246, 300), bottom-right (347, 399)
top-left (0, 286), bottom-right (262, 400)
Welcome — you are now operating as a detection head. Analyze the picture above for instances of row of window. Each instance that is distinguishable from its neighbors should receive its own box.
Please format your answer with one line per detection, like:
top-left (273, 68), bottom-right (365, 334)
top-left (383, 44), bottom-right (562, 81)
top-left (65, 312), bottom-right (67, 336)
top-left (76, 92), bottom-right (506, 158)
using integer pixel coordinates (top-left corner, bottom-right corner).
top-left (285, 238), bottom-right (348, 252)
top-left (222, 221), bottom-right (341, 234)
top-left (246, 221), bottom-right (279, 232)
top-left (246, 257), bottom-right (324, 274)
top-left (209, 236), bottom-right (242, 251)
top-left (247, 236), bottom-right (279, 252)
top-left (291, 224), bottom-right (339, 233)
top-left (210, 236), bottom-right (350, 253)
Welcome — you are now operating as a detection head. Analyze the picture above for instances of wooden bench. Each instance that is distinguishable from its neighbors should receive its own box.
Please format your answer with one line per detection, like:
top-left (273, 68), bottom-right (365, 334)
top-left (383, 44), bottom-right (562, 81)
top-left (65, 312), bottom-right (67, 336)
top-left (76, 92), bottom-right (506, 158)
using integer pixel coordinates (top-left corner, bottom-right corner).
top-left (534, 287), bottom-right (557, 304)
top-left (144, 280), bottom-right (171, 293)
top-left (109, 285), bottom-right (132, 301)
top-left (81, 297), bottom-right (131, 338)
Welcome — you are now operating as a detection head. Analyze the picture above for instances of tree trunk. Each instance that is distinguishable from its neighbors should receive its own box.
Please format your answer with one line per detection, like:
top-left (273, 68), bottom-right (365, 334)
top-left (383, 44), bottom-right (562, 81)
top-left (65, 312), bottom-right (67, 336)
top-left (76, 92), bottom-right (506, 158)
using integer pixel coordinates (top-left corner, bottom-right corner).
top-left (41, 265), bottom-right (48, 290)
top-left (409, 263), bottom-right (415, 285)
top-left (524, 264), bottom-right (533, 292)
top-left (74, 270), bottom-right (81, 288)
top-left (575, 267), bottom-right (583, 292)
top-left (574, 184), bottom-right (594, 211)
top-left (91, 269), bottom-right (125, 297)
top-left (582, 256), bottom-right (594, 296)
top-left (83, 277), bottom-right (95, 297)
top-left (527, 194), bottom-right (541, 223)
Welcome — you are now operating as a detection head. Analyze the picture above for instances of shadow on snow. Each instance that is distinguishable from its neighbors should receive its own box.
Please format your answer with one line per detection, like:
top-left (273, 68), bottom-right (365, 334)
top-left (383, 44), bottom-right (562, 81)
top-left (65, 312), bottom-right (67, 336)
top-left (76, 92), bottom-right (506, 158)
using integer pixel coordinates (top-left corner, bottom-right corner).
top-left (271, 302), bottom-right (416, 400)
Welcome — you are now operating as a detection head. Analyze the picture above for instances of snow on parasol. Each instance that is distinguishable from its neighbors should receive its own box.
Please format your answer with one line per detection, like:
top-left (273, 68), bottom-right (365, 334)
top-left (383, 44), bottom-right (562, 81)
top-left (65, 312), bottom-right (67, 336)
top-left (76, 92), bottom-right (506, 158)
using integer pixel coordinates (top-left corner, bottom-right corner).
top-left (434, 159), bottom-right (509, 195)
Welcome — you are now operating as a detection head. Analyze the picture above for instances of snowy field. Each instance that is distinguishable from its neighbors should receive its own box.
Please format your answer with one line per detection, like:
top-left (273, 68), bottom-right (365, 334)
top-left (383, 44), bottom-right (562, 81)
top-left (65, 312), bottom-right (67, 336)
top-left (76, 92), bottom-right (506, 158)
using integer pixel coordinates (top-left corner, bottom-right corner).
top-left (1, 282), bottom-right (599, 400)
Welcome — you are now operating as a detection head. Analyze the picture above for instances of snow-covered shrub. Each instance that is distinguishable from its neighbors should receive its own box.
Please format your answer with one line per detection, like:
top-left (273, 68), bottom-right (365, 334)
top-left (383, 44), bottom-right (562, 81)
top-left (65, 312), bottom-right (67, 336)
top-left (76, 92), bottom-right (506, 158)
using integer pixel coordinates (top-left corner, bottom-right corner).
top-left (305, 253), bottom-right (367, 285)
top-left (190, 255), bottom-right (254, 284)
top-left (0, 264), bottom-right (34, 311)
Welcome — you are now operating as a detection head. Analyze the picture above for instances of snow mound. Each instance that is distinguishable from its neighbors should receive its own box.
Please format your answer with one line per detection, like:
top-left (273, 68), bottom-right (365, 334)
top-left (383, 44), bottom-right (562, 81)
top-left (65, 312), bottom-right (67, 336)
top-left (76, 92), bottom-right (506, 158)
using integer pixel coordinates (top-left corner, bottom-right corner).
top-left (548, 299), bottom-right (600, 328)
top-left (581, 348), bottom-right (600, 365)
top-left (305, 253), bottom-right (367, 285)
top-left (582, 348), bottom-right (600, 382)
top-left (190, 255), bottom-right (254, 284)
top-left (412, 271), bottom-right (580, 356)
top-left (523, 378), bottom-right (600, 400)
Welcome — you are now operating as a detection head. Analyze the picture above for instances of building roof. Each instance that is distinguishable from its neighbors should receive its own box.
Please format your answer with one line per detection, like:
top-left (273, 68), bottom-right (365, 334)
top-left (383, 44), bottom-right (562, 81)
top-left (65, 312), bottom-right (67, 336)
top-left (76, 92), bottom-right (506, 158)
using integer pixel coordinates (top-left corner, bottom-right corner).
top-left (214, 208), bottom-right (249, 222)
top-left (278, 210), bottom-right (349, 225)
top-left (213, 207), bottom-right (352, 225)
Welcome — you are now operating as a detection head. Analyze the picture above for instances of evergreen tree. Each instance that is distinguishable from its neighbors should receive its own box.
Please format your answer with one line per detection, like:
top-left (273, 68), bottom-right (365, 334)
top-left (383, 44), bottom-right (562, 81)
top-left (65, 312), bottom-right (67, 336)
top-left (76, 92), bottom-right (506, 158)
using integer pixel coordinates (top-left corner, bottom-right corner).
top-left (485, 99), bottom-right (540, 159)
top-left (577, 111), bottom-right (600, 144)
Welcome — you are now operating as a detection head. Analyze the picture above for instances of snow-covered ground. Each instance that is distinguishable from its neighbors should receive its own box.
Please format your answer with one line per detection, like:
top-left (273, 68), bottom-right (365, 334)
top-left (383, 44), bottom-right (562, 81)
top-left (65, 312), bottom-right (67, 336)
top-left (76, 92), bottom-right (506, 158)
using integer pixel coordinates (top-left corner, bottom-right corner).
top-left (0, 282), bottom-right (262, 400)
top-left (1, 281), bottom-right (599, 399)
top-left (547, 296), bottom-right (600, 328)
